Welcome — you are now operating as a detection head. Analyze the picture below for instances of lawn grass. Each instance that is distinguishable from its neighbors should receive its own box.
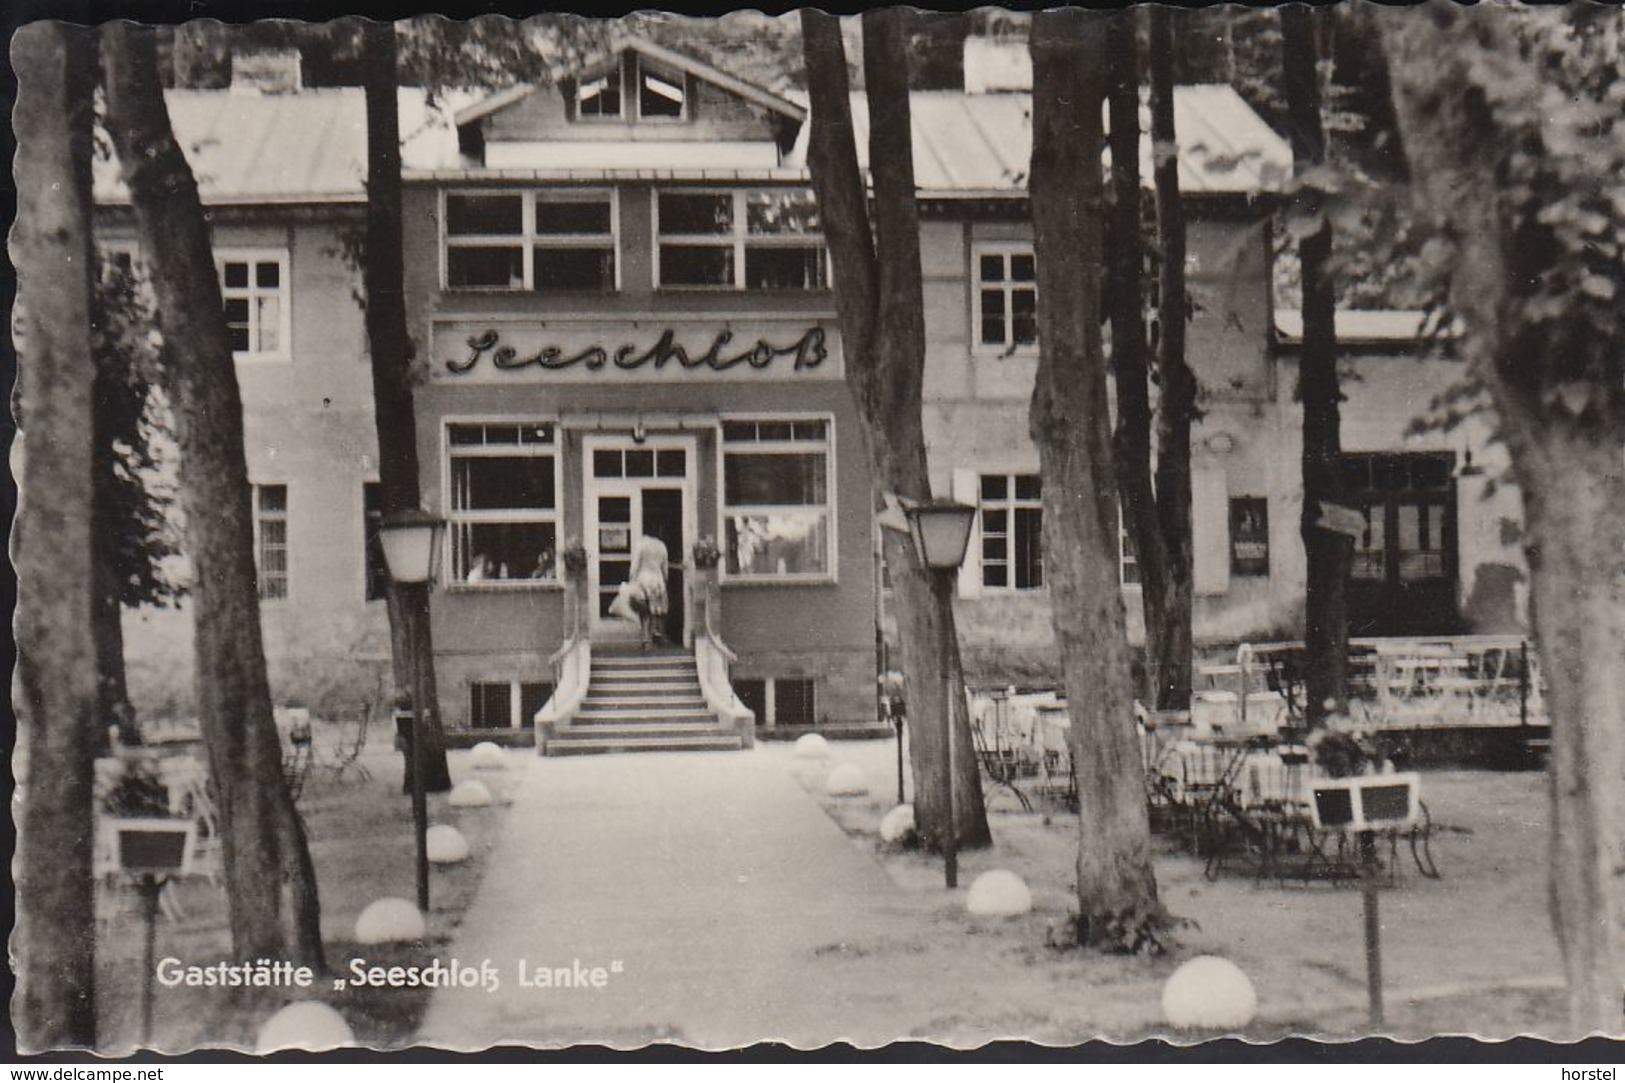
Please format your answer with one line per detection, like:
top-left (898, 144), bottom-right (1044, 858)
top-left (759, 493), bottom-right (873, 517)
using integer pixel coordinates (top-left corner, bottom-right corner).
top-left (89, 741), bottom-right (522, 1054)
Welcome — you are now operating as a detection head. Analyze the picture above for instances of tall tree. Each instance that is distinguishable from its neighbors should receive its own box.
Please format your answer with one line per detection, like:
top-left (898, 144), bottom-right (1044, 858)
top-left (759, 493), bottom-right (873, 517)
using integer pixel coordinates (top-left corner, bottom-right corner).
top-left (1376, 3), bottom-right (1625, 1036)
top-left (362, 18), bottom-right (451, 792)
top-left (1028, 9), bottom-right (1162, 944)
top-left (102, 22), bottom-right (324, 966)
top-left (1147, 8), bottom-right (1197, 716)
top-left (1283, 6), bottom-right (1350, 728)
top-left (802, 8), bottom-right (990, 850)
top-left (91, 260), bottom-right (182, 746)
top-left (13, 19), bottom-right (101, 1051)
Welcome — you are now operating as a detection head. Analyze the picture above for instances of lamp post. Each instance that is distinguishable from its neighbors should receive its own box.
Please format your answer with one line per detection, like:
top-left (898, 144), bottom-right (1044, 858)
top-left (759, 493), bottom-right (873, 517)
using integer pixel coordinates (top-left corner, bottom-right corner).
top-left (903, 500), bottom-right (977, 890)
top-left (377, 507), bottom-right (444, 913)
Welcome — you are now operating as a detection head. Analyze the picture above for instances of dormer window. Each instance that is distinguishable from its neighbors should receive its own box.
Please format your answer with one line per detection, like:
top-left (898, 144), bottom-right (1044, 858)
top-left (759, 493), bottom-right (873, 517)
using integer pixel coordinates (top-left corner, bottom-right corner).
top-left (576, 74), bottom-right (621, 119)
top-left (638, 60), bottom-right (686, 119)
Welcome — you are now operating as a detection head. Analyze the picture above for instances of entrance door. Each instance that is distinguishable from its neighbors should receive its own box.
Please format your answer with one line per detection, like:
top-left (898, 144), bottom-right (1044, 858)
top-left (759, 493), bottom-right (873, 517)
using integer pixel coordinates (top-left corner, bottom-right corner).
top-left (584, 436), bottom-right (695, 643)
top-left (1342, 452), bottom-right (1460, 637)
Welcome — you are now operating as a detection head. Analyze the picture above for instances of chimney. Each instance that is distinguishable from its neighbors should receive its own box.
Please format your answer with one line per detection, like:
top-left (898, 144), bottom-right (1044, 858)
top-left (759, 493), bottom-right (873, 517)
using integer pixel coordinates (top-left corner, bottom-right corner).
top-left (962, 36), bottom-right (1031, 94)
top-left (230, 49), bottom-right (303, 95)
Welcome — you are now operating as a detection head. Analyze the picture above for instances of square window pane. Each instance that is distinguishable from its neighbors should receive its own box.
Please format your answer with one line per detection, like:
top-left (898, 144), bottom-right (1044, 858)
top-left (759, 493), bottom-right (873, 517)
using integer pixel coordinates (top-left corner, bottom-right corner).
top-left (225, 296), bottom-right (249, 324)
top-left (446, 194), bottom-right (523, 236)
top-left (979, 254), bottom-right (1004, 283)
top-left (660, 245), bottom-right (733, 286)
top-left (534, 199), bottom-right (612, 235)
top-left (656, 450), bottom-right (686, 477)
top-left (1014, 475), bottom-right (1042, 501)
top-left (745, 246), bottom-right (826, 290)
top-left (981, 475), bottom-right (1008, 501)
top-left (577, 76), bottom-right (621, 117)
top-left (223, 262), bottom-right (248, 289)
top-left (724, 452), bottom-right (827, 506)
top-left (982, 507), bottom-right (1008, 534)
top-left (255, 261), bottom-right (280, 289)
top-left (535, 248), bottom-right (615, 291)
top-left (982, 536), bottom-right (1008, 561)
top-left (448, 246), bottom-right (522, 288)
top-left (726, 513), bottom-right (829, 576)
top-left (983, 565), bottom-right (1008, 588)
top-left (1010, 253), bottom-right (1036, 281)
top-left (599, 496), bottom-right (631, 525)
top-left (624, 449), bottom-right (655, 477)
top-left (746, 189), bottom-right (820, 235)
top-left (593, 449), bottom-right (623, 478)
top-left (258, 485), bottom-right (286, 512)
top-left (658, 193), bottom-right (732, 235)
top-left (228, 326), bottom-right (250, 353)
top-left (452, 456), bottom-right (556, 511)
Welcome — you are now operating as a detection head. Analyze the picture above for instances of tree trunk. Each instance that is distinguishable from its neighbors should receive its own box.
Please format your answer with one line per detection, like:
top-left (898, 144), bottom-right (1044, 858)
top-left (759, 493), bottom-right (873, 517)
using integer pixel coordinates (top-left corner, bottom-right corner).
top-left (1105, 11), bottom-right (1171, 710)
top-left (802, 8), bottom-right (990, 850)
top-left (1148, 7), bottom-right (1196, 713)
top-left (102, 23), bottom-right (324, 968)
top-left (362, 20), bottom-right (451, 791)
top-left (91, 511), bottom-right (130, 747)
top-left (1283, 6), bottom-right (1349, 726)
top-left (1029, 9), bottom-right (1161, 941)
top-left (12, 20), bottom-right (101, 1051)
top-left (1378, 5), bottom-right (1625, 1034)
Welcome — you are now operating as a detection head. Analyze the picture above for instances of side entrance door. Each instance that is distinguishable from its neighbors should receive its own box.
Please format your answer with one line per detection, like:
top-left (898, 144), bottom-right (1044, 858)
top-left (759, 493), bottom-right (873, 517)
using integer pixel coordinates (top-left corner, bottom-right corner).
top-left (1342, 451), bottom-right (1461, 637)
top-left (584, 435), bottom-right (695, 644)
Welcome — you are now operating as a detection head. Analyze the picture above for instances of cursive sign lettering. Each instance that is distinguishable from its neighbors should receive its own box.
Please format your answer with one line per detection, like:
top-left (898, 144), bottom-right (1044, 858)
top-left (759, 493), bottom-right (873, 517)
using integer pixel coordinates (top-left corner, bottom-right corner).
top-left (447, 327), bottom-right (828, 376)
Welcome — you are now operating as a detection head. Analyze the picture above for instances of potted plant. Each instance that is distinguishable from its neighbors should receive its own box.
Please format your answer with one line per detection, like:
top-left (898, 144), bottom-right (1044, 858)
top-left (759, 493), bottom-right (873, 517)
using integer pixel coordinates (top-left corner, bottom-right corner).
top-left (691, 535), bottom-right (723, 571)
top-left (101, 757), bottom-right (196, 877)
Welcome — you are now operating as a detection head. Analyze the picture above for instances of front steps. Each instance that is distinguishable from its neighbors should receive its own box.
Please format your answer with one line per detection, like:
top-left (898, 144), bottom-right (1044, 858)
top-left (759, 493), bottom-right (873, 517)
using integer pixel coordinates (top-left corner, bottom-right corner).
top-left (540, 647), bottom-right (746, 756)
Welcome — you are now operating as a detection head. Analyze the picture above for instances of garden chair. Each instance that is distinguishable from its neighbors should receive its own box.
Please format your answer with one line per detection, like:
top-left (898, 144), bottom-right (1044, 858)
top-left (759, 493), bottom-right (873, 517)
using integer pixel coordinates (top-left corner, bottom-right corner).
top-left (326, 701), bottom-right (375, 783)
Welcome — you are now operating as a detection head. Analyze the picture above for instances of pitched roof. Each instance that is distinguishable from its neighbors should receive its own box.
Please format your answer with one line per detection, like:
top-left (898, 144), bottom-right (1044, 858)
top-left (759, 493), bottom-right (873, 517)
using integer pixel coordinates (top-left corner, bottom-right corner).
top-left (824, 85), bottom-right (1293, 197)
top-left (92, 87), bottom-right (467, 205)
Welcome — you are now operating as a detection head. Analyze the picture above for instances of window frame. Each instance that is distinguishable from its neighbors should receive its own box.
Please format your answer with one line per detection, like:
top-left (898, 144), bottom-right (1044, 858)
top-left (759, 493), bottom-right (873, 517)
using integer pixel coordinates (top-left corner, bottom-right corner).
top-left (440, 188), bottom-right (620, 294)
top-left (635, 55), bottom-right (688, 122)
top-left (978, 472), bottom-right (1045, 592)
top-left (653, 187), bottom-right (829, 292)
top-left (716, 413), bottom-right (838, 585)
top-left (442, 418), bottom-right (563, 591)
top-left (971, 242), bottom-right (1040, 357)
top-left (253, 482), bottom-right (289, 601)
top-left (469, 678), bottom-right (555, 729)
top-left (216, 247), bottom-right (291, 362)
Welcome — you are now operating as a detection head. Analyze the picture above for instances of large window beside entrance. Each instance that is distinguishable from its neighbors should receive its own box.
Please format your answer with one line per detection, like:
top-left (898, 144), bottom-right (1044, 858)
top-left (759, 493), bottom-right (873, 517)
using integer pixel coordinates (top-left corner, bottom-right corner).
top-left (721, 418), bottom-right (833, 580)
top-left (980, 474), bottom-right (1043, 590)
top-left (655, 189), bottom-right (828, 290)
top-left (974, 245), bottom-right (1038, 353)
top-left (443, 190), bottom-right (617, 292)
top-left (447, 422), bottom-right (559, 585)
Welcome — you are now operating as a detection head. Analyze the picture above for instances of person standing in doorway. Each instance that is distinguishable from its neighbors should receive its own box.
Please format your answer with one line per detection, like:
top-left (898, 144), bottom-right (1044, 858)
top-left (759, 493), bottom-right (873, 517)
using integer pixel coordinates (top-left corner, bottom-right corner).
top-left (628, 534), bottom-right (671, 649)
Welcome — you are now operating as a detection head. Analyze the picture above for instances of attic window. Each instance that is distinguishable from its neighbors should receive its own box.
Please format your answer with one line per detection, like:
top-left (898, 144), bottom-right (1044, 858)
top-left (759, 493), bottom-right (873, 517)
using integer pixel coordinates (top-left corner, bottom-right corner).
top-left (576, 74), bottom-right (621, 119)
top-left (638, 60), bottom-right (686, 119)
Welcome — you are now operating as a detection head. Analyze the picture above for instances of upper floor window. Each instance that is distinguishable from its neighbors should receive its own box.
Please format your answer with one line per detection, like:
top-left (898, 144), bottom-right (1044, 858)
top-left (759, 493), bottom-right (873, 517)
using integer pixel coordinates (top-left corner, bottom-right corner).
top-left (574, 56), bottom-right (687, 121)
top-left (576, 73), bottom-right (621, 118)
top-left (655, 189), bottom-right (827, 291)
top-left (446, 422), bottom-right (559, 586)
top-left (975, 245), bottom-right (1038, 354)
top-left (980, 473), bottom-right (1043, 591)
top-left (217, 249), bottom-right (290, 359)
top-left (443, 189), bottom-right (617, 292)
top-left (638, 59), bottom-right (686, 119)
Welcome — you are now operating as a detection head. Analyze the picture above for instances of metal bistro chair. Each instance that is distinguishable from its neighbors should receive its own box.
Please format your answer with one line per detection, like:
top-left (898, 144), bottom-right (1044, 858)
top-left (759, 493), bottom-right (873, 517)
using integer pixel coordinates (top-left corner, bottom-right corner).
top-left (326, 700), bottom-right (376, 783)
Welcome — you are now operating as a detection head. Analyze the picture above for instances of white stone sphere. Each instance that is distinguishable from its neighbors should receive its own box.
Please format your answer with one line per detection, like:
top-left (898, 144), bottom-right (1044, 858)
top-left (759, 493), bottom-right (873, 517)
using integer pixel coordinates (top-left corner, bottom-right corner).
top-left (825, 762), bottom-right (868, 796)
top-left (426, 824), bottom-right (470, 864)
top-left (354, 897), bottom-right (425, 944)
top-left (448, 779), bottom-right (494, 808)
top-left (1161, 955), bottom-right (1259, 1031)
top-left (966, 869), bottom-right (1033, 916)
top-left (256, 1001), bottom-right (354, 1053)
top-left (469, 741), bottom-right (507, 770)
top-left (879, 804), bottom-right (917, 844)
top-left (794, 733), bottom-right (831, 759)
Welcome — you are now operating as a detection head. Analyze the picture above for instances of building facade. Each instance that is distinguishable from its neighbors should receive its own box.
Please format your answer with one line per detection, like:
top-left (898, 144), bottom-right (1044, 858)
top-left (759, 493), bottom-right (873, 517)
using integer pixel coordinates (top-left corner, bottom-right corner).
top-left (98, 38), bottom-right (1530, 734)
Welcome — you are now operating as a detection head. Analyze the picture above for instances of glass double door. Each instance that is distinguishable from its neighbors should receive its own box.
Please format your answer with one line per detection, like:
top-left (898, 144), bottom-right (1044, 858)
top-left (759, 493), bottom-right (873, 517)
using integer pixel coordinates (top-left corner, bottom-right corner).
top-left (584, 436), bottom-right (695, 643)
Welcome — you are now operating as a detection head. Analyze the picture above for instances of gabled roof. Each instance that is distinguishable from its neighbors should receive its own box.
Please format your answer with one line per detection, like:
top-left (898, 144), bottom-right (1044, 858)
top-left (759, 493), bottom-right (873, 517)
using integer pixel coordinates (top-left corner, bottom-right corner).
top-left (453, 35), bottom-right (806, 131)
top-left (93, 87), bottom-right (467, 205)
top-left (826, 85), bottom-right (1293, 197)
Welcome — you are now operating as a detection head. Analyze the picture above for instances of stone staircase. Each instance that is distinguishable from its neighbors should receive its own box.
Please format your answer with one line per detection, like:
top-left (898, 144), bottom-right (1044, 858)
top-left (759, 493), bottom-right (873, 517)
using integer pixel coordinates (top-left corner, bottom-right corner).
top-left (539, 646), bottom-right (747, 756)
